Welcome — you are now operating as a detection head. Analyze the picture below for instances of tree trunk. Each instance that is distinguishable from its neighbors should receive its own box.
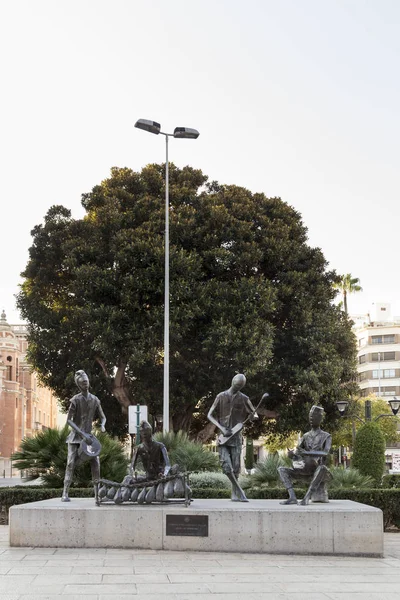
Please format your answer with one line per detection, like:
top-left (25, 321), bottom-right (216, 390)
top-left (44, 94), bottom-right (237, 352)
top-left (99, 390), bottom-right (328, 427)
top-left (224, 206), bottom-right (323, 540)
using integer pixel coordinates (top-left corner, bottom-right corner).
top-left (172, 405), bottom-right (194, 432)
top-left (95, 356), bottom-right (132, 414)
top-left (196, 421), bottom-right (217, 443)
top-left (257, 408), bottom-right (278, 419)
top-left (344, 290), bottom-right (348, 315)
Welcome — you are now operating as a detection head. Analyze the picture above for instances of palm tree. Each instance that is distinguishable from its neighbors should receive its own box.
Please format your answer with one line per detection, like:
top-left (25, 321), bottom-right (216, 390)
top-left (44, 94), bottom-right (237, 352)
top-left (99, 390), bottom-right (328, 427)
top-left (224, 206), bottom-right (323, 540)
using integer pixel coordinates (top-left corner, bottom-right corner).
top-left (334, 273), bottom-right (362, 315)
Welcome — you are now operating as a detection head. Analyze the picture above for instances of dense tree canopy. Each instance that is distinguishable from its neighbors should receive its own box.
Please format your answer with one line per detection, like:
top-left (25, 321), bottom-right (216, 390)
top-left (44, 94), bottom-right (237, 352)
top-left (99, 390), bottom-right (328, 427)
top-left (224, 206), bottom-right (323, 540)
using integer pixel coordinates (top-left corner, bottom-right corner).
top-left (17, 164), bottom-right (357, 438)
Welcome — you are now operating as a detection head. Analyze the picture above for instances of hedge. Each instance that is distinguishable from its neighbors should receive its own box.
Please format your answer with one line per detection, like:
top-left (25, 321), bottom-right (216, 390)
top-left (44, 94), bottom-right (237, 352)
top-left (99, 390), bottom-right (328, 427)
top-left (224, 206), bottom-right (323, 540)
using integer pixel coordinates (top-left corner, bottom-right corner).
top-left (353, 422), bottom-right (386, 484)
top-left (1, 486), bottom-right (399, 529)
top-left (0, 488), bottom-right (93, 524)
top-left (382, 474), bottom-right (400, 488)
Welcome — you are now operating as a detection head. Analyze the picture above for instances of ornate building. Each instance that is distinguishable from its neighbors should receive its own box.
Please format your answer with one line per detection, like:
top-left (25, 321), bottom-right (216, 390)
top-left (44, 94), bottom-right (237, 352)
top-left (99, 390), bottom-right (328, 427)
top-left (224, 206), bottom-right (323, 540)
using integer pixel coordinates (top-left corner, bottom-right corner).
top-left (0, 310), bottom-right (59, 476)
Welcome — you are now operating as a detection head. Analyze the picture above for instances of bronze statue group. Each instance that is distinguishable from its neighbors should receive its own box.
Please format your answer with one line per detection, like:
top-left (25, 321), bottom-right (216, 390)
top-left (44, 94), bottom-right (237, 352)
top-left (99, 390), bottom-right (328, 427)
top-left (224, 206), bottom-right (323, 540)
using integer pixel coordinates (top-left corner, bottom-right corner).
top-left (62, 370), bottom-right (332, 507)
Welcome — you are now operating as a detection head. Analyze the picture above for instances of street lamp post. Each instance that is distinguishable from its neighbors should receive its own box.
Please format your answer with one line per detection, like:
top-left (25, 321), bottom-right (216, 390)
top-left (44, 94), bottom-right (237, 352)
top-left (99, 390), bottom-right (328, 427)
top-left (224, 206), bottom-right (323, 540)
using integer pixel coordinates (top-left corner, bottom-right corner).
top-left (378, 352), bottom-right (381, 398)
top-left (134, 119), bottom-right (200, 433)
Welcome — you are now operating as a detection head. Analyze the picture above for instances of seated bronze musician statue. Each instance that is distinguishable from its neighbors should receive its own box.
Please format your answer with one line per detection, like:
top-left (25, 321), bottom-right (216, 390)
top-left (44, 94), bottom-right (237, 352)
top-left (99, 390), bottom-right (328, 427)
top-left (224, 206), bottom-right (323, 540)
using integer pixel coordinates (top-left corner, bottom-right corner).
top-left (130, 420), bottom-right (171, 480)
top-left (278, 405), bottom-right (332, 506)
top-left (96, 420), bottom-right (191, 506)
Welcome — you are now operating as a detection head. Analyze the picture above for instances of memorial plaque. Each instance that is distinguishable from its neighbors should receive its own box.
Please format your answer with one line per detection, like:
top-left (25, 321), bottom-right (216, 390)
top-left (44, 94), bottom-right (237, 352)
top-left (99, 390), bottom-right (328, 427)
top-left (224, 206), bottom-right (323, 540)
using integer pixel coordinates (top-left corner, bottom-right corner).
top-left (166, 514), bottom-right (209, 537)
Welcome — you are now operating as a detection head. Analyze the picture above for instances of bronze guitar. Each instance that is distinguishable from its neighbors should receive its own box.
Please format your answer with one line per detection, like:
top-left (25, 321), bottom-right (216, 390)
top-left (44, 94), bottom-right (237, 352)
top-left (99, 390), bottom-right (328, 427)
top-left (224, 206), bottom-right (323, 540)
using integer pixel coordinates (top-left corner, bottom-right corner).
top-left (217, 393), bottom-right (269, 446)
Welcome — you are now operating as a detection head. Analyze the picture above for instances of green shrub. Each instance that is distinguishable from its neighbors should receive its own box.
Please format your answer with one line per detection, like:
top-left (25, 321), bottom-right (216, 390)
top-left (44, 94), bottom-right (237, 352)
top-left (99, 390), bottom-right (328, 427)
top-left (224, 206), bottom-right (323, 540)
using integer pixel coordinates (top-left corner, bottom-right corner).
top-left (154, 431), bottom-right (220, 472)
top-left (189, 472), bottom-right (231, 490)
top-left (153, 430), bottom-right (190, 454)
top-left (240, 453), bottom-right (292, 489)
top-left (382, 474), bottom-right (400, 488)
top-left (11, 426), bottom-right (129, 488)
top-left (189, 487), bottom-right (231, 499)
top-left (329, 467), bottom-right (375, 489)
top-left (353, 422), bottom-right (386, 484)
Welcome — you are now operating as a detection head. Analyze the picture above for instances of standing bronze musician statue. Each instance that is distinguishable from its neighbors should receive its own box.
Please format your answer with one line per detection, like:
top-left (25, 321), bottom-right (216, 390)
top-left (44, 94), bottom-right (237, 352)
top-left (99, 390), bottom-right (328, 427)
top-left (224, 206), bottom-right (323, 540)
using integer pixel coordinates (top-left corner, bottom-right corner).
top-left (61, 370), bottom-right (106, 502)
top-left (208, 374), bottom-right (267, 502)
top-left (278, 405), bottom-right (332, 506)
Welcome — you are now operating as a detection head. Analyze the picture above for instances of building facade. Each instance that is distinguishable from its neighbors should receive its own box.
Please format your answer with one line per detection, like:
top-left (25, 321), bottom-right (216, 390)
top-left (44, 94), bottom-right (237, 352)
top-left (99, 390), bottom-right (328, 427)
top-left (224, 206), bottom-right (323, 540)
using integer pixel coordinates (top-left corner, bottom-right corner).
top-left (353, 303), bottom-right (400, 471)
top-left (0, 310), bottom-right (59, 476)
top-left (354, 303), bottom-right (400, 398)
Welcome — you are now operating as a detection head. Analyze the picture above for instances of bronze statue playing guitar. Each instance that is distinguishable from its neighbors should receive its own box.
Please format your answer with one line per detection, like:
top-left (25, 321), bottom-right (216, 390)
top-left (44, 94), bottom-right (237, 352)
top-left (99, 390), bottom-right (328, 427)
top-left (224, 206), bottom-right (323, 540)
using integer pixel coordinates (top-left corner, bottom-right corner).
top-left (208, 374), bottom-right (268, 502)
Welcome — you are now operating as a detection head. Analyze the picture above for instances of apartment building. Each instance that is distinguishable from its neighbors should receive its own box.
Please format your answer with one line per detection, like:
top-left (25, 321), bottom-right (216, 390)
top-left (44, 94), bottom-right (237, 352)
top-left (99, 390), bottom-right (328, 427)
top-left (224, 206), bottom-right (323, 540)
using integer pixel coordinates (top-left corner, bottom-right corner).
top-left (353, 303), bottom-right (400, 470)
top-left (0, 310), bottom-right (59, 476)
top-left (354, 303), bottom-right (400, 398)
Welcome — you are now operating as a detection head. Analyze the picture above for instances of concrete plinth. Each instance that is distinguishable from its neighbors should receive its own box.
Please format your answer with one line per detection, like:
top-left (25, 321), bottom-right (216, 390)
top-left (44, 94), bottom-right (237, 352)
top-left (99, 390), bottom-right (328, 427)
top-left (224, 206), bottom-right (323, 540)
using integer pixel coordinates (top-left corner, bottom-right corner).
top-left (9, 498), bottom-right (383, 556)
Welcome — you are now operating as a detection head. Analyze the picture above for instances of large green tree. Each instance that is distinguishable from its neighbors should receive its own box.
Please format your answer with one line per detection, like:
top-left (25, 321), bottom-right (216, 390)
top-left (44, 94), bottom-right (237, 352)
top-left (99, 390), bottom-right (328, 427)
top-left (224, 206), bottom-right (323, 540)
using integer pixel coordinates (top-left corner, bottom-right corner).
top-left (17, 164), bottom-right (357, 438)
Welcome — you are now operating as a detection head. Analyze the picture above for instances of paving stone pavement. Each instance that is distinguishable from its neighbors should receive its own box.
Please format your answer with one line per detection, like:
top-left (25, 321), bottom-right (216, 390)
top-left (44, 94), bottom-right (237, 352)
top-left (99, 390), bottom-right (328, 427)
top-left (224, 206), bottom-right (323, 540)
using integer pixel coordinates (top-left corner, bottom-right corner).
top-left (0, 525), bottom-right (399, 599)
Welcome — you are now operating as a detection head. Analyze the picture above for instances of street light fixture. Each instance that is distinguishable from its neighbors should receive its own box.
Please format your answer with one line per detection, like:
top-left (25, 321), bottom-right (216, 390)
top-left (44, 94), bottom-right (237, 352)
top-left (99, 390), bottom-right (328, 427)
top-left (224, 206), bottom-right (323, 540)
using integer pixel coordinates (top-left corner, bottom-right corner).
top-left (336, 397), bottom-right (400, 423)
top-left (134, 118), bottom-right (200, 433)
top-left (336, 400), bottom-right (349, 415)
top-left (388, 397), bottom-right (400, 416)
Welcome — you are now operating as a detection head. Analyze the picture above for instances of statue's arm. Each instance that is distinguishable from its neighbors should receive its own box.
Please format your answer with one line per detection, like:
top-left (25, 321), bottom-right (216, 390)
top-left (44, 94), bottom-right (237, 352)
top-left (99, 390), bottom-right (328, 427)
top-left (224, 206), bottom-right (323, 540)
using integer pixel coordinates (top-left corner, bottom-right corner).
top-left (247, 396), bottom-right (256, 413)
top-left (245, 396), bottom-right (259, 420)
top-left (130, 447), bottom-right (140, 476)
top-left (96, 399), bottom-right (107, 432)
top-left (207, 396), bottom-right (227, 435)
top-left (293, 436), bottom-right (306, 458)
top-left (320, 434), bottom-right (332, 462)
top-left (161, 444), bottom-right (171, 476)
top-left (66, 397), bottom-right (76, 424)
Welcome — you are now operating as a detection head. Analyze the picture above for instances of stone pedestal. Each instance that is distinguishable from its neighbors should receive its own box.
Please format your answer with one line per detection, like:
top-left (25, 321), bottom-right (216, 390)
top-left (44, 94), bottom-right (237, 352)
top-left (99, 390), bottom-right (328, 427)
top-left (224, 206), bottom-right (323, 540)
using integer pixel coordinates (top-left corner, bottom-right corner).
top-left (9, 498), bottom-right (383, 556)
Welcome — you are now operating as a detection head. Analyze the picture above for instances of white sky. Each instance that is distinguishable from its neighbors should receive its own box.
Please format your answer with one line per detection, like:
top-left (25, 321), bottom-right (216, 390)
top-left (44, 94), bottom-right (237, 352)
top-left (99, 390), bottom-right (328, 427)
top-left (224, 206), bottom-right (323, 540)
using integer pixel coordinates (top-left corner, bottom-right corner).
top-left (1, 0), bottom-right (399, 323)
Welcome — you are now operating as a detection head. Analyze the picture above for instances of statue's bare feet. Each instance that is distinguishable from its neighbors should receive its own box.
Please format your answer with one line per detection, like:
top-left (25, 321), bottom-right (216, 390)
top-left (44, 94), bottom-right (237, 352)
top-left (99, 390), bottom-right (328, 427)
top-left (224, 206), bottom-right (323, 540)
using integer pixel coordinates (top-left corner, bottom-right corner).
top-left (231, 492), bottom-right (249, 502)
top-left (299, 498), bottom-right (310, 506)
top-left (61, 495), bottom-right (70, 502)
top-left (280, 498), bottom-right (298, 505)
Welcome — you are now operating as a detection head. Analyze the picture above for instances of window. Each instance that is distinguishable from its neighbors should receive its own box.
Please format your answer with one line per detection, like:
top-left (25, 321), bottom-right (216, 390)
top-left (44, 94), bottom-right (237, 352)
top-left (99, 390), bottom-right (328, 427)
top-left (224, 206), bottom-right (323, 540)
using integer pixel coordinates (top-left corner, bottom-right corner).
top-left (372, 369), bottom-right (395, 379)
top-left (384, 369), bottom-right (395, 378)
top-left (359, 355), bottom-right (366, 364)
top-left (373, 334), bottom-right (396, 344)
top-left (359, 338), bottom-right (366, 347)
top-left (373, 386), bottom-right (396, 396)
top-left (358, 372), bottom-right (368, 381)
top-left (372, 334), bottom-right (395, 344)
top-left (372, 352), bottom-right (395, 362)
top-left (6, 366), bottom-right (12, 380)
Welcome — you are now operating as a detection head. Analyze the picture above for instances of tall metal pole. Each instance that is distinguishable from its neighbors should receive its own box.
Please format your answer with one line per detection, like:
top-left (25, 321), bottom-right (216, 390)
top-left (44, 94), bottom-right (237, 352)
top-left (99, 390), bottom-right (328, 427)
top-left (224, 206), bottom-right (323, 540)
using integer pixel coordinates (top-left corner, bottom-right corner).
top-left (378, 352), bottom-right (381, 398)
top-left (163, 134), bottom-right (170, 433)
